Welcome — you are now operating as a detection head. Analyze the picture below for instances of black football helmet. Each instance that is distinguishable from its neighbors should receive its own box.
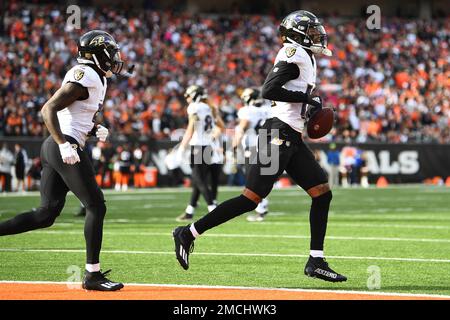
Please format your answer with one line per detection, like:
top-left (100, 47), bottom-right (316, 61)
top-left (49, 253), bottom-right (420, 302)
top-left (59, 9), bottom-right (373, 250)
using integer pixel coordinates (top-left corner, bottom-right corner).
top-left (184, 85), bottom-right (207, 103)
top-left (240, 88), bottom-right (260, 106)
top-left (279, 10), bottom-right (332, 56)
top-left (77, 30), bottom-right (124, 75)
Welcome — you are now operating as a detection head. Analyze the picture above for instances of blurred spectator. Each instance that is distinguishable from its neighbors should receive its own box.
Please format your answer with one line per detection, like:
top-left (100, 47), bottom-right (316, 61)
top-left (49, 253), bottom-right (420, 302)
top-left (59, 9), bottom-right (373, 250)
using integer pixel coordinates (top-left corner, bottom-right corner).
top-left (0, 4), bottom-right (448, 144)
top-left (132, 145), bottom-right (145, 188)
top-left (326, 143), bottom-right (340, 188)
top-left (14, 143), bottom-right (27, 192)
top-left (359, 151), bottom-right (370, 188)
top-left (27, 157), bottom-right (42, 190)
top-left (0, 143), bottom-right (14, 192)
top-left (114, 145), bottom-right (133, 191)
top-left (339, 146), bottom-right (357, 187)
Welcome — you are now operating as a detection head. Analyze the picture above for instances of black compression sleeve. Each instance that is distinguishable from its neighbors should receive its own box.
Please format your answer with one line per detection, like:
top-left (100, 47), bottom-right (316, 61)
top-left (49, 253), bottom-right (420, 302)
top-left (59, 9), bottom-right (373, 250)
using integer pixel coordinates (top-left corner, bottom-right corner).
top-left (261, 61), bottom-right (310, 103)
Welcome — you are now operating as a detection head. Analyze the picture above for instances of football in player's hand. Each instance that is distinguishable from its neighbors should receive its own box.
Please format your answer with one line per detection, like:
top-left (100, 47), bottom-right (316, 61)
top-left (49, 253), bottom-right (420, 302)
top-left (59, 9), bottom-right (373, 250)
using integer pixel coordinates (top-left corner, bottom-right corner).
top-left (306, 107), bottom-right (334, 139)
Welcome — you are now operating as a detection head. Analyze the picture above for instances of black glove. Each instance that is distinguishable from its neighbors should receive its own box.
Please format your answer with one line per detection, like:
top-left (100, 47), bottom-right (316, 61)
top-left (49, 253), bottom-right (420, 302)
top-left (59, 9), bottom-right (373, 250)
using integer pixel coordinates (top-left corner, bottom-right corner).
top-left (306, 96), bottom-right (323, 121)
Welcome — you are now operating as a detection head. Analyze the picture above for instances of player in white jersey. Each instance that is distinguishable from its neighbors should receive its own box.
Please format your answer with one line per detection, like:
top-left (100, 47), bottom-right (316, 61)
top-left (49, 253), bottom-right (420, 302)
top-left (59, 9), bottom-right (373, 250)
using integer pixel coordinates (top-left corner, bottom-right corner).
top-left (0, 30), bottom-right (131, 291)
top-left (233, 88), bottom-right (270, 222)
top-left (176, 85), bottom-right (225, 222)
top-left (174, 11), bottom-right (347, 283)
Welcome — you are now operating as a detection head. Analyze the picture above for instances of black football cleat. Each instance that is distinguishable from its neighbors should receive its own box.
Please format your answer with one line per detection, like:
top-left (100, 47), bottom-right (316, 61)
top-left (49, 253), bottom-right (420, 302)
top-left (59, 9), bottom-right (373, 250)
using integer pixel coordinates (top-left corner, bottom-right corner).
top-left (173, 226), bottom-right (195, 270)
top-left (304, 256), bottom-right (347, 282)
top-left (82, 269), bottom-right (124, 291)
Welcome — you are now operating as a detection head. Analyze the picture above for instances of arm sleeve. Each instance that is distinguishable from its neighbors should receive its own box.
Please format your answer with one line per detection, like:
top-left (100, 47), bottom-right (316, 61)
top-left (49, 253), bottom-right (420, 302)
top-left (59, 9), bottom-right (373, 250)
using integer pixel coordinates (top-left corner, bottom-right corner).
top-left (261, 61), bottom-right (310, 103)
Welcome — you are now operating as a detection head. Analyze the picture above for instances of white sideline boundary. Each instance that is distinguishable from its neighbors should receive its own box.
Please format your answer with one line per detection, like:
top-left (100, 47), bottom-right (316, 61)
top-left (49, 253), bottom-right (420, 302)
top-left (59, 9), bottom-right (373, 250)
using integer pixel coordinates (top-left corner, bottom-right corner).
top-left (0, 280), bottom-right (449, 299)
top-left (1, 247), bottom-right (450, 263)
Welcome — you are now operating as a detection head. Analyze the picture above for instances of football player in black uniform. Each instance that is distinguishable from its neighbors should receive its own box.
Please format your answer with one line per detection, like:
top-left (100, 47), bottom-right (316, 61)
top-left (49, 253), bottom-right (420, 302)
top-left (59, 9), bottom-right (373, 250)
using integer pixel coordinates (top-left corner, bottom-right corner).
top-left (173, 11), bottom-right (347, 282)
top-left (0, 30), bottom-right (129, 291)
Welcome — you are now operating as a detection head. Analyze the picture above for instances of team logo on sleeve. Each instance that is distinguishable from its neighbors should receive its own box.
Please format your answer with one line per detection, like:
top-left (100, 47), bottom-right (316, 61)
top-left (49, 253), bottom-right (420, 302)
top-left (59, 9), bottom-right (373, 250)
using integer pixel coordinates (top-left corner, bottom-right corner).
top-left (74, 69), bottom-right (85, 81)
top-left (286, 47), bottom-right (297, 58)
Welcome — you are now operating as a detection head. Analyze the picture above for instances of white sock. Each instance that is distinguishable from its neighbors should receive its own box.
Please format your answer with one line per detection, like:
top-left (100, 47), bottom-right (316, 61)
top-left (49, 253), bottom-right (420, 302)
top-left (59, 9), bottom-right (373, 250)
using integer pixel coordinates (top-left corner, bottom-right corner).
top-left (255, 198), bottom-right (268, 214)
top-left (86, 263), bottom-right (100, 272)
top-left (190, 223), bottom-right (200, 238)
top-left (310, 250), bottom-right (324, 258)
top-left (207, 204), bottom-right (217, 212)
top-left (185, 205), bottom-right (195, 215)
top-left (361, 176), bottom-right (369, 188)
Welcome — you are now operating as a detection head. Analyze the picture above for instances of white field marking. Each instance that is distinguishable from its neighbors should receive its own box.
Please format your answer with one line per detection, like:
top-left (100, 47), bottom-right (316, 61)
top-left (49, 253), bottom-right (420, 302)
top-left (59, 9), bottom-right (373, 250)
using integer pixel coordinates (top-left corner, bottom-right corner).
top-left (107, 195), bottom-right (176, 201)
top-left (141, 204), bottom-right (176, 209)
top-left (260, 221), bottom-right (450, 230)
top-left (0, 280), bottom-right (449, 299)
top-left (52, 223), bottom-right (74, 227)
top-left (33, 230), bottom-right (450, 244)
top-left (1, 248), bottom-right (450, 263)
top-left (265, 211), bottom-right (286, 216)
top-left (0, 184), bottom-right (448, 198)
top-left (328, 212), bottom-right (450, 222)
top-left (49, 218), bottom-right (450, 230)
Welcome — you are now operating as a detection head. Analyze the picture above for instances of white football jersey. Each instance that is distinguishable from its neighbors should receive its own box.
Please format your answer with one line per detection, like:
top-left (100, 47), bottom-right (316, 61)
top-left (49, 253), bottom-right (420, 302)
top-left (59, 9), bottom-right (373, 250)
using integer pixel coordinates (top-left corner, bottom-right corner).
top-left (187, 102), bottom-right (215, 146)
top-left (57, 64), bottom-right (107, 146)
top-left (270, 44), bottom-right (317, 133)
top-left (237, 104), bottom-right (269, 148)
top-left (210, 136), bottom-right (224, 164)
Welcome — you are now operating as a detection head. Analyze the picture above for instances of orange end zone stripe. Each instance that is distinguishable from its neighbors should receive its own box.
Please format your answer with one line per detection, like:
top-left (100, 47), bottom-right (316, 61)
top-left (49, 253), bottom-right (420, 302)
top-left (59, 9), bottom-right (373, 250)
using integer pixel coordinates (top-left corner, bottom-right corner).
top-left (0, 283), bottom-right (448, 300)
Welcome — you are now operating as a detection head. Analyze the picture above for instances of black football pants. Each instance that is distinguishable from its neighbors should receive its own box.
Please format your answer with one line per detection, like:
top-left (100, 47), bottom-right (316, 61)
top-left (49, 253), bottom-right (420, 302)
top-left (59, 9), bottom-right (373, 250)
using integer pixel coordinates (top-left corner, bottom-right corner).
top-left (0, 135), bottom-right (106, 264)
top-left (190, 163), bottom-right (222, 206)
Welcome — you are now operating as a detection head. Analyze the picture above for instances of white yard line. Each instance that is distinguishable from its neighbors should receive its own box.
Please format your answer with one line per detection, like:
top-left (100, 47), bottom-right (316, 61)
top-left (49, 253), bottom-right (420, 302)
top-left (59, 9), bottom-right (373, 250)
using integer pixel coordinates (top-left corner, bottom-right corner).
top-left (0, 280), bottom-right (449, 299)
top-left (34, 230), bottom-right (450, 244)
top-left (260, 221), bottom-right (450, 230)
top-left (0, 247), bottom-right (449, 263)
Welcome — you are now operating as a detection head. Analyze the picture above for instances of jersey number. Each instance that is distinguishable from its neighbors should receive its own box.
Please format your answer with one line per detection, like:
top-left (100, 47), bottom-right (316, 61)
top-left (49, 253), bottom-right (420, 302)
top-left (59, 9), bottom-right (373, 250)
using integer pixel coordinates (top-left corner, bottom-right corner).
top-left (204, 115), bottom-right (213, 132)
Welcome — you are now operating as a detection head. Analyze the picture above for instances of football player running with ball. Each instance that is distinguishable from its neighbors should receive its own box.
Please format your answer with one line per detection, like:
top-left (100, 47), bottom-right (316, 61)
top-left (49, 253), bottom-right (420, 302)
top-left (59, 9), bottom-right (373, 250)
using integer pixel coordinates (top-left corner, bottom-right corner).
top-left (0, 30), bottom-right (129, 291)
top-left (173, 11), bottom-right (347, 282)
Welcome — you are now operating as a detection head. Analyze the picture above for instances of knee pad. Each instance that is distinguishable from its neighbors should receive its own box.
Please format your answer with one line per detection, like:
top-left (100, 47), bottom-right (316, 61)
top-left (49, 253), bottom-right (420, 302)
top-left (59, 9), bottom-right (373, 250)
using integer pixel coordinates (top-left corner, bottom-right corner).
top-left (35, 201), bottom-right (64, 228)
top-left (239, 194), bottom-right (258, 211)
top-left (85, 200), bottom-right (106, 218)
top-left (312, 190), bottom-right (332, 205)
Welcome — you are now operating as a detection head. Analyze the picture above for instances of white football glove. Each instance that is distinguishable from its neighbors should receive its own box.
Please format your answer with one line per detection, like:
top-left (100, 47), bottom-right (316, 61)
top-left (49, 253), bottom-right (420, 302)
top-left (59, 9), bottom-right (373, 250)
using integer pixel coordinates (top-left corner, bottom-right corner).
top-left (96, 125), bottom-right (109, 142)
top-left (58, 142), bottom-right (80, 165)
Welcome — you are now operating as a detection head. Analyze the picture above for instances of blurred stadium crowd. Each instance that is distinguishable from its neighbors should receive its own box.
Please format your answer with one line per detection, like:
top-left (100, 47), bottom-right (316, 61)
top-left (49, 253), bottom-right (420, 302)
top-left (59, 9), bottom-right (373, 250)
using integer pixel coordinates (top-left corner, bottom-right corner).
top-left (0, 3), bottom-right (449, 144)
top-left (0, 3), bottom-right (449, 191)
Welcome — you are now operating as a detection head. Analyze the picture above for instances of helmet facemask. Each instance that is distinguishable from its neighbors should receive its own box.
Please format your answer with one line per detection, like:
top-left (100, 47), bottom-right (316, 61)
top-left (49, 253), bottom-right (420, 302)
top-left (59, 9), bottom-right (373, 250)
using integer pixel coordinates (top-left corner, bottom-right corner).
top-left (304, 24), bottom-right (332, 56)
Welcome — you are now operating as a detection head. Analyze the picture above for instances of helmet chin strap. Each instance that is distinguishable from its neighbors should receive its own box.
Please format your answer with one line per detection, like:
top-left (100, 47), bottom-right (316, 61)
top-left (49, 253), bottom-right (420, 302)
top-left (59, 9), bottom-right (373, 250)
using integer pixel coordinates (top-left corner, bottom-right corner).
top-left (310, 45), bottom-right (332, 56)
top-left (92, 53), bottom-right (110, 76)
top-left (286, 36), bottom-right (332, 56)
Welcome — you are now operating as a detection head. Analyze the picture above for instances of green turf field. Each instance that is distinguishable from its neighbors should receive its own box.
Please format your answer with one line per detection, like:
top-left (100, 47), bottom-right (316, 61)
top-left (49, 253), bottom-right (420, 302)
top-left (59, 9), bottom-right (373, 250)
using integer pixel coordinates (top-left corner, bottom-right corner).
top-left (1, 186), bottom-right (449, 296)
